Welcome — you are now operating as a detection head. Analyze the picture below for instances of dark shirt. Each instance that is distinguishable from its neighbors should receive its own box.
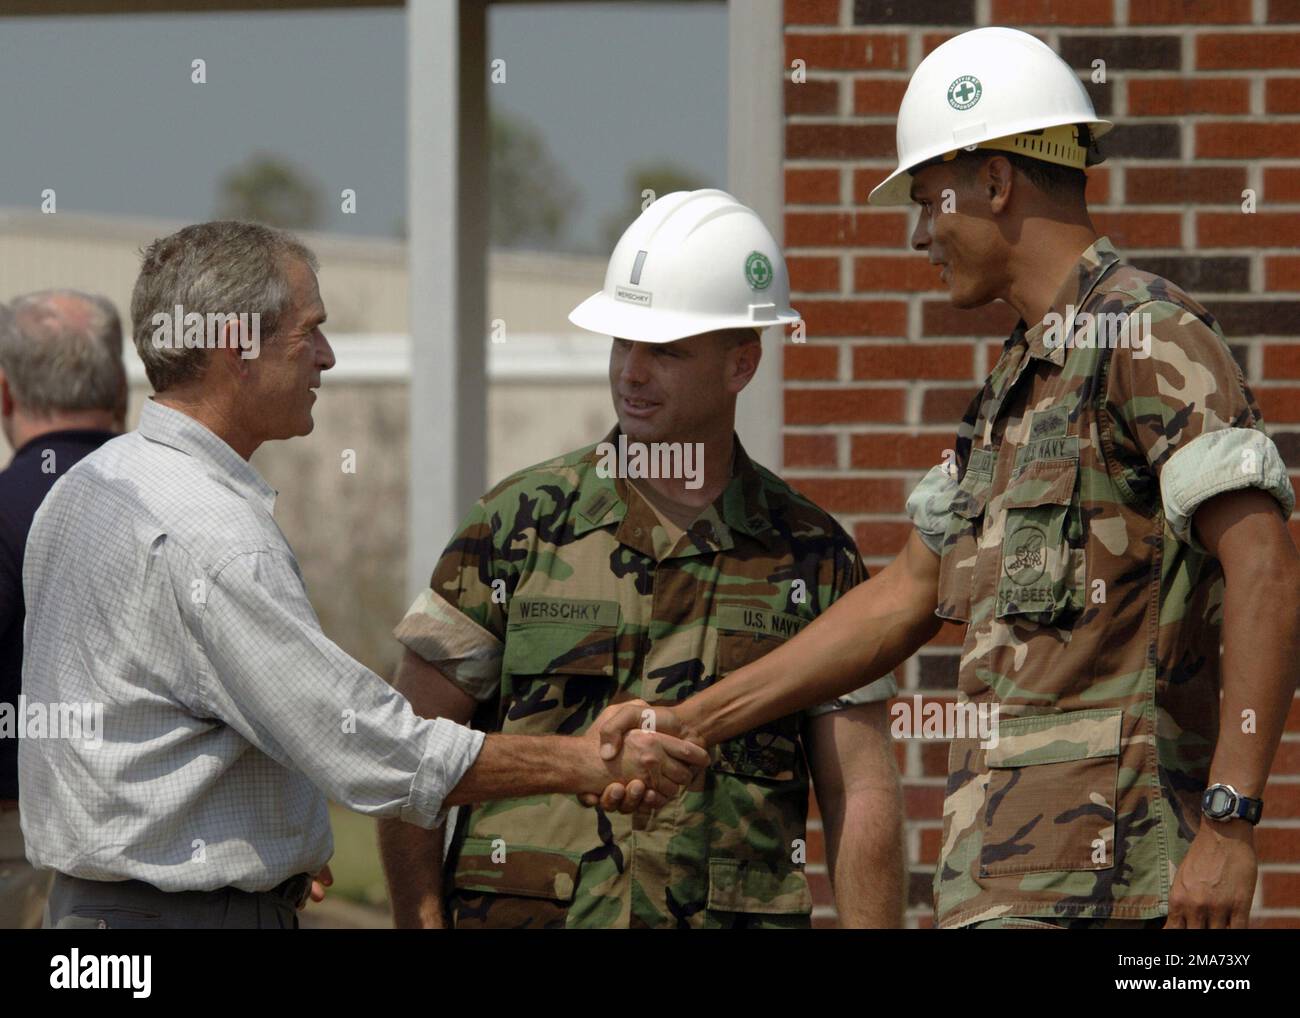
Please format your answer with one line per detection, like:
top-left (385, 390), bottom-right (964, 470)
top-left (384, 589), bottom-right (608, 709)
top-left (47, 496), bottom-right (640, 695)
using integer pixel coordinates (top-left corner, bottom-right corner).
top-left (0, 429), bottom-right (117, 798)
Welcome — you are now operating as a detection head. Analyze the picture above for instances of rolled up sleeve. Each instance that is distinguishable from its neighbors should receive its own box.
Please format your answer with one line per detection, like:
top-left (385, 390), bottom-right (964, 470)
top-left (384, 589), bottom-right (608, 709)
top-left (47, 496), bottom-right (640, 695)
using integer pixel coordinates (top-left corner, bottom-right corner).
top-left (198, 549), bottom-right (484, 828)
top-left (905, 462), bottom-right (960, 555)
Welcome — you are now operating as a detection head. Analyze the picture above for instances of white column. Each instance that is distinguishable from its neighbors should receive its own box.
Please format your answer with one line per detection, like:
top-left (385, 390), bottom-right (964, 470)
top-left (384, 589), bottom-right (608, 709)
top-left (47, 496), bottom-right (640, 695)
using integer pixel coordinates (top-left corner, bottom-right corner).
top-left (728, 0), bottom-right (785, 473)
top-left (406, 0), bottom-right (488, 600)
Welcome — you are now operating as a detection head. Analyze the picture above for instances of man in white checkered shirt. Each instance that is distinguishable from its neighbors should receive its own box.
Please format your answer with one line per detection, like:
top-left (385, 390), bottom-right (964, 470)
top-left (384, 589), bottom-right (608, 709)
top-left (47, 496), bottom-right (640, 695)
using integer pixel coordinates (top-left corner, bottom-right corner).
top-left (18, 221), bottom-right (708, 929)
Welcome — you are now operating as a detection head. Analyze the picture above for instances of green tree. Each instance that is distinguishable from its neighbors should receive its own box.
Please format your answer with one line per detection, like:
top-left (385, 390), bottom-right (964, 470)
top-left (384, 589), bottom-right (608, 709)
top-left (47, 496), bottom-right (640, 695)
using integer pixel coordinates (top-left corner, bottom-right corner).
top-left (216, 153), bottom-right (323, 230)
top-left (489, 110), bottom-right (580, 250)
top-left (600, 163), bottom-right (706, 253)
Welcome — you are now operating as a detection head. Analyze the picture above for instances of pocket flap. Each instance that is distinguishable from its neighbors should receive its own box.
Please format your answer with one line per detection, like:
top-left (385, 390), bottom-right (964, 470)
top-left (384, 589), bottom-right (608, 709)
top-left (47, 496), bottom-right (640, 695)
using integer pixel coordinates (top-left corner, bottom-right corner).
top-left (1001, 459), bottom-right (1078, 510)
top-left (451, 838), bottom-right (580, 902)
top-left (502, 621), bottom-right (617, 677)
top-left (705, 858), bottom-right (812, 915)
top-left (984, 708), bottom-right (1123, 768)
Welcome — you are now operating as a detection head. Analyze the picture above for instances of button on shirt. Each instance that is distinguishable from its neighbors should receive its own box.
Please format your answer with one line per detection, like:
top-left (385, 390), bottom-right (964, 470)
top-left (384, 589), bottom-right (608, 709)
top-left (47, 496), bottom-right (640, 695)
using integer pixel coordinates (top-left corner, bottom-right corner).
top-left (0, 428), bottom-right (116, 800)
top-left (19, 400), bottom-right (484, 892)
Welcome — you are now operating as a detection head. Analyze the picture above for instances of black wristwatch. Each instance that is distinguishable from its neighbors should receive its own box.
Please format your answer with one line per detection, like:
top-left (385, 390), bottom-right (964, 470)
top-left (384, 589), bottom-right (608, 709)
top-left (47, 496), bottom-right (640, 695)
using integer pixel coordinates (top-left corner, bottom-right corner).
top-left (1201, 783), bottom-right (1264, 825)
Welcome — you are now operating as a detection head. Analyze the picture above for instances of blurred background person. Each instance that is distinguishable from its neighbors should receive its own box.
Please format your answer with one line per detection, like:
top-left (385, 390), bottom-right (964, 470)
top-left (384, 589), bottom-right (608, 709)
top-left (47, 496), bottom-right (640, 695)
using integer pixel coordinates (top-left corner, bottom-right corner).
top-left (0, 290), bottom-right (126, 928)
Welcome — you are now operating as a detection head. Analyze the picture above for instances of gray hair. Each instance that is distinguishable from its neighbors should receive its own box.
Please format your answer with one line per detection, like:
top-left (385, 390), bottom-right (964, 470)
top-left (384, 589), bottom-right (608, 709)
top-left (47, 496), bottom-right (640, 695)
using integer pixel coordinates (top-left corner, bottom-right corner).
top-left (0, 290), bottom-right (125, 416)
top-left (130, 221), bottom-right (318, 393)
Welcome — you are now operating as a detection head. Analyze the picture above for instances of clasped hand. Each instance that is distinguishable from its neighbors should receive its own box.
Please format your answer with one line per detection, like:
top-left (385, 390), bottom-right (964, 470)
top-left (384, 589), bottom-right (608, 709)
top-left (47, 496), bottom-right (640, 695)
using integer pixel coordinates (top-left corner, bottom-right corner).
top-left (579, 700), bottom-right (707, 814)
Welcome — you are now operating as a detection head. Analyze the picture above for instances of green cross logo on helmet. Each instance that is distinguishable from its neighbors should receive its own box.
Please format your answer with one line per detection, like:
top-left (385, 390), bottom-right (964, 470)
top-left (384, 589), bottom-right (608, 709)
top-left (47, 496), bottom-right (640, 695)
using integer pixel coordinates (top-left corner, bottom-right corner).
top-left (745, 251), bottom-right (773, 290)
top-left (947, 74), bottom-right (982, 111)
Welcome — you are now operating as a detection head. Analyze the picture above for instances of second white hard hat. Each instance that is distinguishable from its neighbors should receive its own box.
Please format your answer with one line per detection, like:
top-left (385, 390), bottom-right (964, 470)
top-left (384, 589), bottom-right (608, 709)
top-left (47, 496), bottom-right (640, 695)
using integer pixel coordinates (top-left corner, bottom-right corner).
top-left (868, 27), bottom-right (1113, 207)
top-left (568, 189), bottom-right (801, 344)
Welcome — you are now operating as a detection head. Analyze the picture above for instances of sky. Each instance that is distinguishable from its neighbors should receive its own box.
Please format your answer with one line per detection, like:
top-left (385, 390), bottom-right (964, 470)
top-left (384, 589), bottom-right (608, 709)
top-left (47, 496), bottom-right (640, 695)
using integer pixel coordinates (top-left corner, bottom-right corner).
top-left (0, 2), bottom-right (728, 251)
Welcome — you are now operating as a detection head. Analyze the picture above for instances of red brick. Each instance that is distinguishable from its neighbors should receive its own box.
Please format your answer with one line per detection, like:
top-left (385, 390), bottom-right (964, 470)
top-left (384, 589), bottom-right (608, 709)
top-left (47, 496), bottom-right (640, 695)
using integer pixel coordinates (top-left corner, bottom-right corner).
top-left (853, 166), bottom-right (907, 205)
top-left (784, 343), bottom-right (839, 379)
top-left (985, 342), bottom-right (1003, 373)
top-left (800, 299), bottom-right (907, 336)
top-left (1128, 77), bottom-right (1250, 115)
top-left (1197, 212), bottom-right (1300, 248)
top-left (903, 781), bottom-right (945, 818)
top-left (785, 0), bottom-right (839, 24)
top-left (917, 826), bottom-right (943, 866)
top-left (1257, 825), bottom-right (1300, 863)
top-left (1260, 388), bottom-right (1300, 422)
top-left (921, 385), bottom-right (979, 423)
top-left (785, 432), bottom-right (838, 468)
top-left (1264, 345), bottom-right (1300, 378)
top-left (1090, 211), bottom-right (1182, 249)
top-left (785, 210), bottom-right (908, 247)
top-left (784, 476), bottom-right (905, 512)
top-left (1085, 166), bottom-right (1111, 206)
top-left (921, 300), bottom-right (1019, 338)
top-left (785, 78), bottom-right (839, 116)
top-left (786, 167), bottom-right (841, 205)
top-left (850, 432), bottom-right (953, 469)
top-left (1197, 33), bottom-right (1300, 69)
top-left (1264, 167), bottom-right (1300, 202)
top-left (1266, 256), bottom-right (1300, 291)
top-left (1269, 738), bottom-right (1300, 776)
top-left (927, 622), bottom-right (966, 646)
top-left (854, 255), bottom-right (942, 292)
top-left (852, 520), bottom-right (913, 558)
top-left (1271, 0), bottom-right (1300, 23)
top-left (921, 33), bottom-right (960, 57)
top-left (1126, 166), bottom-right (1247, 205)
top-left (852, 342), bottom-right (973, 380)
top-left (1131, 0), bottom-right (1251, 22)
top-left (1250, 916), bottom-right (1300, 929)
top-left (785, 33), bottom-right (909, 72)
top-left (1262, 871), bottom-right (1300, 907)
top-left (990, 0), bottom-right (1114, 24)
top-left (852, 78), bottom-right (909, 116)
top-left (1198, 122), bottom-right (1300, 159)
top-left (785, 386), bottom-right (907, 424)
top-left (788, 255), bottom-right (840, 292)
top-left (787, 123), bottom-right (896, 159)
top-left (1265, 77), bottom-right (1300, 114)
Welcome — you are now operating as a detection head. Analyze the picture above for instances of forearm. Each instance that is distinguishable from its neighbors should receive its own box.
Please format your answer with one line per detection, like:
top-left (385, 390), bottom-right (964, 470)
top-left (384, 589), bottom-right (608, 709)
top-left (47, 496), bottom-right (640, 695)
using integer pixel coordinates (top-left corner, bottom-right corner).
top-left (823, 788), bottom-right (905, 928)
top-left (378, 817), bottom-right (448, 928)
top-left (1210, 568), bottom-right (1300, 797)
top-left (676, 569), bottom-right (940, 747)
top-left (444, 733), bottom-right (601, 805)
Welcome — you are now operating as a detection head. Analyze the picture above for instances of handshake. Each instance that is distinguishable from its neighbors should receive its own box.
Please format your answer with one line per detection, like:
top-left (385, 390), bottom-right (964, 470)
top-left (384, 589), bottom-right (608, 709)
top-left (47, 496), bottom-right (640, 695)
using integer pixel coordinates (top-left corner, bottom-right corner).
top-left (573, 700), bottom-right (709, 815)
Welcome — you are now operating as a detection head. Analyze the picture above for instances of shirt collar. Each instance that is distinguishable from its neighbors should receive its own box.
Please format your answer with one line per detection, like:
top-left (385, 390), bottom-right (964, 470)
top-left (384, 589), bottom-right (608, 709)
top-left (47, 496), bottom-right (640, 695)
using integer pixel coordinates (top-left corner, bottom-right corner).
top-left (571, 426), bottom-right (776, 554)
top-left (137, 399), bottom-right (277, 514)
top-left (1020, 235), bottom-right (1123, 365)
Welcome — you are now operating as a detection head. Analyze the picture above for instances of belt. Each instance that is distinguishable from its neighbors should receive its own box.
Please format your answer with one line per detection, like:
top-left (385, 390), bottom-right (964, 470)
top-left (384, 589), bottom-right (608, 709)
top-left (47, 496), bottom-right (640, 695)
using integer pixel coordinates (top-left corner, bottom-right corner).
top-left (270, 872), bottom-right (313, 910)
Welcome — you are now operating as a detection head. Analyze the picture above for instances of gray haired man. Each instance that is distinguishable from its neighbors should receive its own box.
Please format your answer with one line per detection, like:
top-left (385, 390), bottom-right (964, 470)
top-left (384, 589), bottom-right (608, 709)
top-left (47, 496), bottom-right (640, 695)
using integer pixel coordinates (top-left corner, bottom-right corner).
top-left (0, 291), bottom-right (126, 929)
top-left (20, 221), bottom-right (707, 929)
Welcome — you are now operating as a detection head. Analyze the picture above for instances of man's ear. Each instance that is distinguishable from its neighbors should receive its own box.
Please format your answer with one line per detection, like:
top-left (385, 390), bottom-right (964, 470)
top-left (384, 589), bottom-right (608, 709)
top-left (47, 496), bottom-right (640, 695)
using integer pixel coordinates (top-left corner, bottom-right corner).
top-left (728, 334), bottom-right (762, 395)
top-left (984, 155), bottom-right (1015, 215)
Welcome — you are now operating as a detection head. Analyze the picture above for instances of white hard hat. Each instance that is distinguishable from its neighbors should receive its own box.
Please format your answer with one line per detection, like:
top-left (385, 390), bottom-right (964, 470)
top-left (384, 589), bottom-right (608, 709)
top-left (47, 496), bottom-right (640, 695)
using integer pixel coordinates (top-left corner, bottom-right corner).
top-left (868, 27), bottom-right (1113, 207)
top-left (568, 189), bottom-right (801, 344)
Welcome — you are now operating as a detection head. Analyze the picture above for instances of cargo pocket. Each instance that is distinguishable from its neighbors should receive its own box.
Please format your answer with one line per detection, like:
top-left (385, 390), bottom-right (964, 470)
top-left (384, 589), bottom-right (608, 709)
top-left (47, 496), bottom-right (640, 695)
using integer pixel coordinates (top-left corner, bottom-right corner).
top-left (995, 458), bottom-right (1084, 625)
top-left (713, 626), bottom-right (801, 781)
top-left (935, 458), bottom-right (992, 623)
top-left (979, 709), bottom-right (1122, 878)
top-left (450, 838), bottom-right (580, 930)
top-left (500, 616), bottom-right (618, 736)
top-left (706, 857), bottom-right (812, 916)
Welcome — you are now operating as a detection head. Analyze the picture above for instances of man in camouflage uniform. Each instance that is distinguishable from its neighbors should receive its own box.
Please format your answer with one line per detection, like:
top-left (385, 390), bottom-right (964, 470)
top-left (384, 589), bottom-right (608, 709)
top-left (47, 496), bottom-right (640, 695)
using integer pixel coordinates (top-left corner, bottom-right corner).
top-left (598, 28), bottom-right (1300, 930)
top-left (378, 191), bottom-right (903, 928)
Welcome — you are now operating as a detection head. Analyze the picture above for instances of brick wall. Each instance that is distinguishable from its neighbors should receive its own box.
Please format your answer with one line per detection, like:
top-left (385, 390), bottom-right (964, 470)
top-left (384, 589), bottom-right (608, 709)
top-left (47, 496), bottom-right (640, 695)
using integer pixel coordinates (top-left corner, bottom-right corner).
top-left (783, 0), bottom-right (1300, 928)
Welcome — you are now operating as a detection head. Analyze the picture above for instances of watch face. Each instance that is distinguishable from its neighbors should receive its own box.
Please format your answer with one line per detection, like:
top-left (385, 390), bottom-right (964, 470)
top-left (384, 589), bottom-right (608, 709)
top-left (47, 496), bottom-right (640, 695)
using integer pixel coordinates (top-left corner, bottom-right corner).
top-left (1206, 786), bottom-right (1234, 816)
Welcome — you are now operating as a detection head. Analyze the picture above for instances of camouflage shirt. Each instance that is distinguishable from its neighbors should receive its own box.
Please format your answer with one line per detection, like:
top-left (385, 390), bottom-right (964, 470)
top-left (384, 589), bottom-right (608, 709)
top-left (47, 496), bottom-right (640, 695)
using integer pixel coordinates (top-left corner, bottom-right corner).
top-left (394, 430), bottom-right (895, 928)
top-left (905, 237), bottom-right (1294, 928)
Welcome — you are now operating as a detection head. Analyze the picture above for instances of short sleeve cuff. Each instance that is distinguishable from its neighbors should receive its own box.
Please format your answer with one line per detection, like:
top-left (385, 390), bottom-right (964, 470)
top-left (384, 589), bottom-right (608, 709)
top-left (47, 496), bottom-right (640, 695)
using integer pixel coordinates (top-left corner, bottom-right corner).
top-left (905, 462), bottom-right (959, 555)
top-left (805, 673), bottom-right (898, 718)
top-left (1161, 427), bottom-right (1296, 548)
top-left (392, 588), bottom-right (503, 701)
top-left (401, 716), bottom-right (486, 828)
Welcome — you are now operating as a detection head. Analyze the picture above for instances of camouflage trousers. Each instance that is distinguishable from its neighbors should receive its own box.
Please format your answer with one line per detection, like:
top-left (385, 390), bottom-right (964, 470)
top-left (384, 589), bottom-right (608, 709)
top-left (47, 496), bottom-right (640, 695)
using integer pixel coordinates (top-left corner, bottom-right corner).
top-left (968, 916), bottom-right (1166, 930)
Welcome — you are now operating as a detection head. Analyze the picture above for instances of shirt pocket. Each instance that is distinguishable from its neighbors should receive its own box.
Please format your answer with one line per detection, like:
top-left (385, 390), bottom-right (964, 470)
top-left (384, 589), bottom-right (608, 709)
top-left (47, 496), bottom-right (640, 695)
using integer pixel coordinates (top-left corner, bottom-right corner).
top-left (936, 467), bottom-right (992, 623)
top-left (995, 458), bottom-right (1085, 625)
top-left (449, 837), bottom-right (580, 929)
top-left (979, 708), bottom-right (1122, 878)
top-left (500, 620), bottom-right (618, 735)
top-left (712, 624), bottom-right (802, 782)
top-left (706, 857), bottom-right (812, 916)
